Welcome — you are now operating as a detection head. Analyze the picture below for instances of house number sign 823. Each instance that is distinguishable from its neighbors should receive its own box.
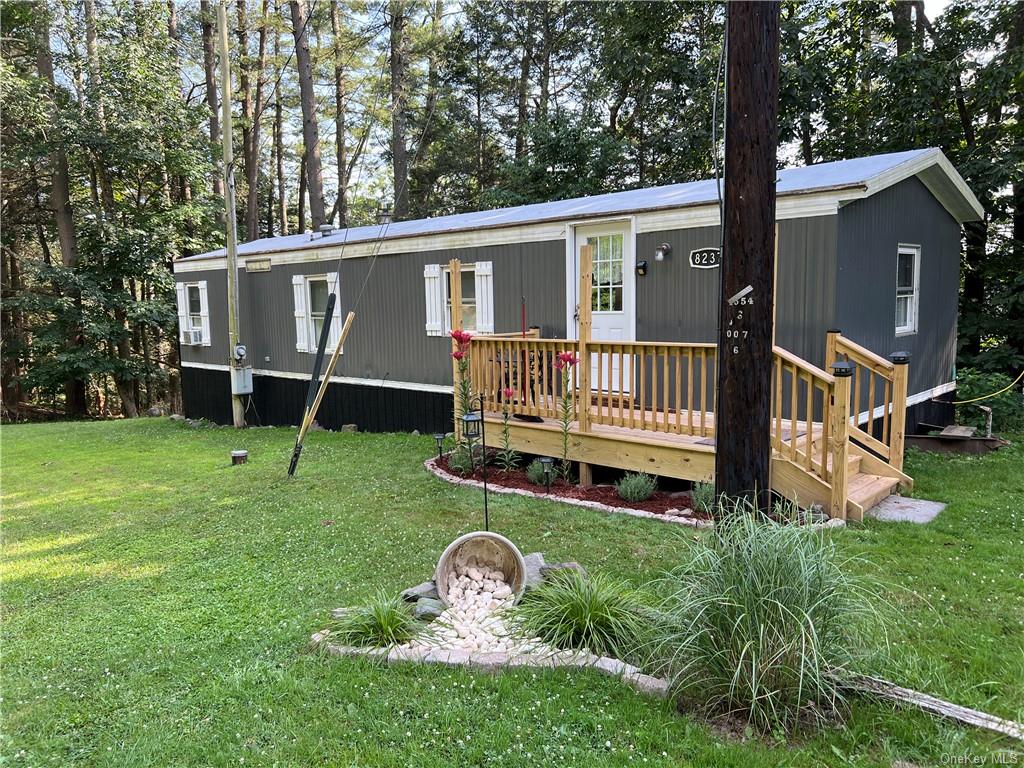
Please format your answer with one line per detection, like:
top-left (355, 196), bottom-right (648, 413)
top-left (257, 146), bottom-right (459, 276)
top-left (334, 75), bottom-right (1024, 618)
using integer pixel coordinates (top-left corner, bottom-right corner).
top-left (689, 247), bottom-right (721, 269)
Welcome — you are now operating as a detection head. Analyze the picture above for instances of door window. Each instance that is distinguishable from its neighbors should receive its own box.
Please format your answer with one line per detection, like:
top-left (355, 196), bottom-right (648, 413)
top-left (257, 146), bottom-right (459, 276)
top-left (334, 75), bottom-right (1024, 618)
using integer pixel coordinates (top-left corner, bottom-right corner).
top-left (589, 234), bottom-right (624, 313)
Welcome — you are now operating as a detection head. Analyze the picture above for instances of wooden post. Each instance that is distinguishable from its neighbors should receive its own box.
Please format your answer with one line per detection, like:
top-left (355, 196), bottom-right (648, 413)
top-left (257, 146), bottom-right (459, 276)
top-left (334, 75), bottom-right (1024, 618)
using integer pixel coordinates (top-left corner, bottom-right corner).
top-left (829, 361), bottom-right (853, 520)
top-left (576, 244), bottom-right (593, 487)
top-left (825, 328), bottom-right (841, 371)
top-left (889, 352), bottom-right (910, 471)
top-left (217, 0), bottom-right (246, 428)
top-left (449, 258), bottom-right (463, 439)
top-left (713, 0), bottom-right (780, 511)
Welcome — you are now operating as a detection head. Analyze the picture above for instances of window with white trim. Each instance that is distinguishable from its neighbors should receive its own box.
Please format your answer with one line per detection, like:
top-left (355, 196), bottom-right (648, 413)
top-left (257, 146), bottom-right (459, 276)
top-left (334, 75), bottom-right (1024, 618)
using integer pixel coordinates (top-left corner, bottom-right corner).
top-left (175, 280), bottom-right (210, 346)
top-left (895, 244), bottom-right (920, 335)
top-left (424, 261), bottom-right (493, 335)
top-left (292, 273), bottom-right (341, 352)
top-left (445, 265), bottom-right (477, 332)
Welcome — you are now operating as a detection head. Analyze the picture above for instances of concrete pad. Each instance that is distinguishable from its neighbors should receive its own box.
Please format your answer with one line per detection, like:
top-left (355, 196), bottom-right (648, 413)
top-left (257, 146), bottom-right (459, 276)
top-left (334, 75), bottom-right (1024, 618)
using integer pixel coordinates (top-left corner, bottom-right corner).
top-left (866, 495), bottom-right (945, 524)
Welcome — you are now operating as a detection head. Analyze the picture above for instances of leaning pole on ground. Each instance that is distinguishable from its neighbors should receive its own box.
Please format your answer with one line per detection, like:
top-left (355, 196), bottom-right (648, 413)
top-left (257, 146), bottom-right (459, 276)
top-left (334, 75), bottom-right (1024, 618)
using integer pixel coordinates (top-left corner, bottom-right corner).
top-left (714, 0), bottom-right (780, 512)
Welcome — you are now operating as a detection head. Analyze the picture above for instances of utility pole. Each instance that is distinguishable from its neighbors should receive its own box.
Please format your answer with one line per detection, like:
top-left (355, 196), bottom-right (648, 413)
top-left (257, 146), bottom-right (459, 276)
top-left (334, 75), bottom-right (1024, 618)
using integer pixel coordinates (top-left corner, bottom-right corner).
top-left (714, 1), bottom-right (780, 511)
top-left (217, 0), bottom-right (247, 428)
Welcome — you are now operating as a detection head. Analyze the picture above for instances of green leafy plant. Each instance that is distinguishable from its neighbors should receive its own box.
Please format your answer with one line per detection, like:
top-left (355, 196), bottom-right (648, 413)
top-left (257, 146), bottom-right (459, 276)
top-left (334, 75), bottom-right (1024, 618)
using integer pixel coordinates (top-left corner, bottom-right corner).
top-left (525, 458), bottom-right (548, 486)
top-left (690, 480), bottom-right (717, 515)
top-left (495, 387), bottom-right (521, 471)
top-left (647, 501), bottom-right (886, 734)
top-left (954, 368), bottom-right (1024, 433)
top-left (327, 591), bottom-right (421, 648)
top-left (515, 570), bottom-right (650, 661)
top-left (554, 352), bottom-right (579, 481)
top-left (447, 443), bottom-right (475, 476)
top-left (614, 472), bottom-right (657, 503)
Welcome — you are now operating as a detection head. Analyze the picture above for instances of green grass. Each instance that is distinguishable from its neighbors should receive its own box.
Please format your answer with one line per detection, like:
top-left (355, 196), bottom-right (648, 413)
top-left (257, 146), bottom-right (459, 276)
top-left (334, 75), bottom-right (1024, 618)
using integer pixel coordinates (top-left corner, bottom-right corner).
top-left (1, 419), bottom-right (1022, 766)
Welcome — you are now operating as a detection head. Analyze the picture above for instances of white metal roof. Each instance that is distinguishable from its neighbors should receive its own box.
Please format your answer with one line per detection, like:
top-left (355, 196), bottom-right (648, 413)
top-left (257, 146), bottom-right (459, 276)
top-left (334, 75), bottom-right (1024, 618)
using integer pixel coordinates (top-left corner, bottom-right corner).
top-left (182, 147), bottom-right (982, 263)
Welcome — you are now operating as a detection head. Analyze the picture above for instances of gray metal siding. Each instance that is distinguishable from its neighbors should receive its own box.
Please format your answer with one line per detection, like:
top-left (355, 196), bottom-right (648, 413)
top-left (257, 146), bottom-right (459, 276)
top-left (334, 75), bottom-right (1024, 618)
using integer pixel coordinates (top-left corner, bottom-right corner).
top-left (178, 269), bottom-right (230, 365)
top-left (636, 216), bottom-right (838, 367)
top-left (835, 177), bottom-right (960, 396)
top-left (180, 240), bottom-right (566, 387)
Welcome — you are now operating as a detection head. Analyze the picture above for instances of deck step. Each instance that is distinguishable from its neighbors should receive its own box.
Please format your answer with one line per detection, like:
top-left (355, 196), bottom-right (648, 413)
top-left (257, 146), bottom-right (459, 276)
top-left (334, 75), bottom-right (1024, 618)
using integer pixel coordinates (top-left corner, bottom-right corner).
top-left (846, 472), bottom-right (901, 521)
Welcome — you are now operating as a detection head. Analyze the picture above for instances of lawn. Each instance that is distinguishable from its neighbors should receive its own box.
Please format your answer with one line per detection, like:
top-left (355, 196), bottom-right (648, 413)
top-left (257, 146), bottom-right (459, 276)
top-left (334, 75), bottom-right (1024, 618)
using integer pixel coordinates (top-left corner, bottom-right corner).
top-left (2, 419), bottom-right (1022, 767)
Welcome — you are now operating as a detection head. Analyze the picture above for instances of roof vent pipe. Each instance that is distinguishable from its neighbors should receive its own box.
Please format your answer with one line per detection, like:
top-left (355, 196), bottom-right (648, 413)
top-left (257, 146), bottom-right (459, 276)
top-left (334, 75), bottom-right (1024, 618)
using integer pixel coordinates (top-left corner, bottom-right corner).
top-left (318, 224), bottom-right (333, 238)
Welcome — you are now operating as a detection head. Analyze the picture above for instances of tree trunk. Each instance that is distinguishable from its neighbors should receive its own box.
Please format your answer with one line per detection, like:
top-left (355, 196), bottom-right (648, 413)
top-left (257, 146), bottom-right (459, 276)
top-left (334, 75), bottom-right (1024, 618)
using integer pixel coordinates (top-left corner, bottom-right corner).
top-left (1, 244), bottom-right (25, 417)
top-left (892, 0), bottom-right (913, 58)
top-left (40, 4), bottom-right (87, 415)
top-left (389, 0), bottom-right (409, 220)
top-left (237, 0), bottom-right (254, 238)
top-left (331, 0), bottom-right (349, 227)
top-left (515, 14), bottom-right (532, 159)
top-left (298, 154), bottom-right (307, 232)
top-left (239, 0), bottom-right (270, 241)
top-left (273, 7), bottom-right (288, 235)
top-left (201, 0), bottom-right (225, 207)
top-left (84, 0), bottom-right (116, 213)
top-left (289, 0), bottom-right (327, 229)
top-left (537, 1), bottom-right (552, 122)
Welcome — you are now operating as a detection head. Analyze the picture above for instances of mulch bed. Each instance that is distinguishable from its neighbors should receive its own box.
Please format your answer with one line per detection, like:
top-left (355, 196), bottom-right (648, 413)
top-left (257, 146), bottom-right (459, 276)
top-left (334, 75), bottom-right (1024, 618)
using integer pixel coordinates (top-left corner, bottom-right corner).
top-left (437, 455), bottom-right (712, 520)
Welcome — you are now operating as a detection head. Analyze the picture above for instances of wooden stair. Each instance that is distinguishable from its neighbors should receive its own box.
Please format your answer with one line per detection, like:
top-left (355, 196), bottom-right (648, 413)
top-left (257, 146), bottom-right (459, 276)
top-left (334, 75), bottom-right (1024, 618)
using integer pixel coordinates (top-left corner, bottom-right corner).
top-left (846, 472), bottom-right (900, 521)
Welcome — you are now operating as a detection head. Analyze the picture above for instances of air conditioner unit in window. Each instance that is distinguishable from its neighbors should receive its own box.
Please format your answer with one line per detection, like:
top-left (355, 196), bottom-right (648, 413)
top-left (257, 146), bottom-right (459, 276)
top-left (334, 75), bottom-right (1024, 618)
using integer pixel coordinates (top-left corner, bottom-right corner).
top-left (181, 328), bottom-right (203, 345)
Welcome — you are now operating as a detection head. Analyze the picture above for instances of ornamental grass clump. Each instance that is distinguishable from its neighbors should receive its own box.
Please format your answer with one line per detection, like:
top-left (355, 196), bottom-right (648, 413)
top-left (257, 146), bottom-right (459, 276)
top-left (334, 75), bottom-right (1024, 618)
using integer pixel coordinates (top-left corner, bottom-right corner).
top-left (647, 502), bottom-right (885, 734)
top-left (515, 570), bottom-right (650, 661)
top-left (328, 591), bottom-right (421, 648)
top-left (615, 472), bottom-right (657, 503)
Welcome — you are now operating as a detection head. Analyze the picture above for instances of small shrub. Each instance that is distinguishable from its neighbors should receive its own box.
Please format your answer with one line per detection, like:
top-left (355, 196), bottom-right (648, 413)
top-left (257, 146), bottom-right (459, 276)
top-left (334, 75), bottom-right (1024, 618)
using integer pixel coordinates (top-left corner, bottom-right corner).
top-left (646, 503), bottom-right (885, 734)
top-left (515, 570), bottom-right (650, 660)
top-left (328, 591), bottom-right (420, 648)
top-left (495, 448), bottom-right (521, 472)
top-left (954, 368), bottom-right (1024, 433)
top-left (615, 472), bottom-right (657, 503)
top-left (690, 480), bottom-right (717, 515)
top-left (447, 443), bottom-right (475, 476)
top-left (525, 458), bottom-right (548, 485)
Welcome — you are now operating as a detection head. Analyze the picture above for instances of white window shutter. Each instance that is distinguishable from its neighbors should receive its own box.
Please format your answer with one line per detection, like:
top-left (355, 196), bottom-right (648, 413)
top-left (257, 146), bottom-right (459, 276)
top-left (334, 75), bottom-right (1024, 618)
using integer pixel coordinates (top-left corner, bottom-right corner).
top-left (175, 283), bottom-right (188, 344)
top-left (474, 261), bottom-right (494, 333)
top-left (198, 281), bottom-right (211, 346)
top-left (424, 264), bottom-right (444, 336)
top-left (292, 274), bottom-right (308, 352)
top-left (327, 273), bottom-right (342, 350)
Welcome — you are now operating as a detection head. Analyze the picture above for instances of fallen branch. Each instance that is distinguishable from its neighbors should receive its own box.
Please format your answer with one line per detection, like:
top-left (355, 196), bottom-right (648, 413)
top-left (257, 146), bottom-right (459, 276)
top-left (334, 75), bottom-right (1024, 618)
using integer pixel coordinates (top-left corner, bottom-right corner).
top-left (848, 674), bottom-right (1023, 742)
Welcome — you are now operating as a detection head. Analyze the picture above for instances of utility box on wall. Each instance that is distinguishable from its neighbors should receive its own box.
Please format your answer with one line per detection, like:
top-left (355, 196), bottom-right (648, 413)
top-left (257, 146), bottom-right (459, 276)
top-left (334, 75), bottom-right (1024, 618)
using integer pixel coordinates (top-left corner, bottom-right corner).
top-left (231, 366), bottom-right (254, 395)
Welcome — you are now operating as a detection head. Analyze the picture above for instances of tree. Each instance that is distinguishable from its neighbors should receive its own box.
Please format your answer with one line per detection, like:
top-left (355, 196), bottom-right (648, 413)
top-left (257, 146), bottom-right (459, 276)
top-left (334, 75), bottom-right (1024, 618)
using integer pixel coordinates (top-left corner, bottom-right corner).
top-left (388, 0), bottom-right (410, 219)
top-left (290, 0), bottom-right (326, 230)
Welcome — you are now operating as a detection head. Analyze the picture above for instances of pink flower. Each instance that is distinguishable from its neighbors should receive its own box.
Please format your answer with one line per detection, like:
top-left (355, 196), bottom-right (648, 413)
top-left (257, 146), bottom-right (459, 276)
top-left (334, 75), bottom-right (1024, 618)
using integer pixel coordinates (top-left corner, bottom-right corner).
top-left (502, 387), bottom-right (515, 399)
top-left (450, 329), bottom-right (473, 346)
top-left (451, 350), bottom-right (465, 361)
top-left (557, 351), bottom-right (579, 367)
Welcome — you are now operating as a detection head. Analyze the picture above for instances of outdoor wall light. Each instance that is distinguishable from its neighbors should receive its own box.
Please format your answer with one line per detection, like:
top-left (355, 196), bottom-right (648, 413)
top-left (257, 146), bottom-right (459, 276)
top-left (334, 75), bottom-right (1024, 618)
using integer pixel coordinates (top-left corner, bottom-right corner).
top-left (539, 456), bottom-right (555, 494)
top-left (654, 242), bottom-right (672, 261)
top-left (433, 432), bottom-right (446, 460)
top-left (635, 259), bottom-right (648, 277)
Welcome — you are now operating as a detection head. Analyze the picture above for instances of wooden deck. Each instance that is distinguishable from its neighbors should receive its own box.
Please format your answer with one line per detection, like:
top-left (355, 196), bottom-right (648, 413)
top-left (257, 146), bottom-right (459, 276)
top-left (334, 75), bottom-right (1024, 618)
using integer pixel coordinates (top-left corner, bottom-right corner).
top-left (447, 251), bottom-right (912, 521)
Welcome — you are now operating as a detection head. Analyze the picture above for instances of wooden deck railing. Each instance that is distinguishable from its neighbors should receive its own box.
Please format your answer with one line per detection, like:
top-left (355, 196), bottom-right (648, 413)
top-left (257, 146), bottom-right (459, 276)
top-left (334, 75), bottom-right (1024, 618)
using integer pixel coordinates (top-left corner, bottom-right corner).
top-left (826, 331), bottom-right (909, 471)
top-left (771, 346), bottom-right (835, 483)
top-left (588, 342), bottom-right (718, 436)
top-left (470, 336), bottom-right (575, 420)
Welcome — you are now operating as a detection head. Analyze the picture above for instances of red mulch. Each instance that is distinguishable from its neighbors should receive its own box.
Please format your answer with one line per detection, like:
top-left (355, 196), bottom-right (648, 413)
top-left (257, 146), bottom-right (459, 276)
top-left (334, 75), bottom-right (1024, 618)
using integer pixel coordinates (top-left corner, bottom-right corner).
top-left (437, 455), bottom-right (712, 519)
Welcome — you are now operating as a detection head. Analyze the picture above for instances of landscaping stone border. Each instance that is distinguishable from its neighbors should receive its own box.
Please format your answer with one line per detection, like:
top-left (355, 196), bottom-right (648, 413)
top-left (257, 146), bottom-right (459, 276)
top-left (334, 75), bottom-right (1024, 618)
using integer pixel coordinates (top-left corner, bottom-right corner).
top-left (310, 629), bottom-right (670, 699)
top-left (425, 457), bottom-right (712, 528)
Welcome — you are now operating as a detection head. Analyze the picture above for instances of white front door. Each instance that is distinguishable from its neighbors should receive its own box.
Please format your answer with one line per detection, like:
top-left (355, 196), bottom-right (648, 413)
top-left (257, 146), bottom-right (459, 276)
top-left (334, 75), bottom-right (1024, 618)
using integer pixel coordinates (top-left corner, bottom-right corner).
top-left (571, 222), bottom-right (635, 392)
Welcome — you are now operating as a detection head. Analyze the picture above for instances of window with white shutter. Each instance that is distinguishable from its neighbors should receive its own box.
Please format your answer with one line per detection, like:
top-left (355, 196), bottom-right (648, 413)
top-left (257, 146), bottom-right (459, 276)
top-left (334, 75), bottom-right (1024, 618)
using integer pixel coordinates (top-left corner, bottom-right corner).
top-left (473, 261), bottom-right (494, 333)
top-left (292, 274), bottom-right (309, 352)
top-left (424, 263), bottom-right (444, 336)
top-left (175, 283), bottom-right (188, 343)
top-left (197, 281), bottom-right (211, 346)
top-left (326, 273), bottom-right (342, 349)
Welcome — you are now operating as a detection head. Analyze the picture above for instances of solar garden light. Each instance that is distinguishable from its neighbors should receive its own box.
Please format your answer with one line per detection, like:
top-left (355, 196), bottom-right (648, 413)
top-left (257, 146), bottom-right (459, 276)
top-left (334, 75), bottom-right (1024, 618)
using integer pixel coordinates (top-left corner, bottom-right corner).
top-left (461, 398), bottom-right (489, 532)
top-left (433, 432), bottom-right (446, 460)
top-left (539, 456), bottom-right (555, 494)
